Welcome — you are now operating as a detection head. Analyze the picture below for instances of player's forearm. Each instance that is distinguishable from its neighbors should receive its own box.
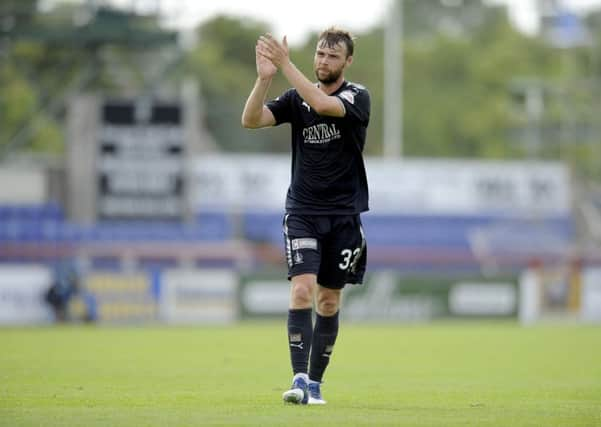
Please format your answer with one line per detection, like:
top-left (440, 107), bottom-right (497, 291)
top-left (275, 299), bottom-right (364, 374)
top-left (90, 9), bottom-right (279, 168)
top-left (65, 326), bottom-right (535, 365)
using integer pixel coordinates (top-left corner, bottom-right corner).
top-left (280, 61), bottom-right (331, 114)
top-left (241, 77), bottom-right (272, 128)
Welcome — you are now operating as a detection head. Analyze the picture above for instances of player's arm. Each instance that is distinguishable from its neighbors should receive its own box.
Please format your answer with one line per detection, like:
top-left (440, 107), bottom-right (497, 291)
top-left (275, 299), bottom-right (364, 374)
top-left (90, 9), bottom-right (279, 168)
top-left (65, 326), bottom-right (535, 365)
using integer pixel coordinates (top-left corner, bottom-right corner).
top-left (241, 78), bottom-right (276, 128)
top-left (241, 43), bottom-right (278, 129)
top-left (257, 34), bottom-right (345, 118)
top-left (280, 60), bottom-right (345, 117)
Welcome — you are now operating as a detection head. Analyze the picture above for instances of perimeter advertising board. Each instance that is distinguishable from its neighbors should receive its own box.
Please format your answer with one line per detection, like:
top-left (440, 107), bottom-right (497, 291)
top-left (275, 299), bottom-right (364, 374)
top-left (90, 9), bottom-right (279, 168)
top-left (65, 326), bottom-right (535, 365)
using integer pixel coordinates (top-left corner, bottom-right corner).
top-left (191, 155), bottom-right (569, 216)
top-left (159, 269), bottom-right (238, 324)
top-left (239, 270), bottom-right (518, 321)
top-left (0, 265), bottom-right (53, 324)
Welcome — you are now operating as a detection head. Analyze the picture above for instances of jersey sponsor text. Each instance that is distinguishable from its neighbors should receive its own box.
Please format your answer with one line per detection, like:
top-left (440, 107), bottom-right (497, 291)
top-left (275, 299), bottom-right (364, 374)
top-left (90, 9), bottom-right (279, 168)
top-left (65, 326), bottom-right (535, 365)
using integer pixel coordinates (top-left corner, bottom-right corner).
top-left (302, 123), bottom-right (341, 145)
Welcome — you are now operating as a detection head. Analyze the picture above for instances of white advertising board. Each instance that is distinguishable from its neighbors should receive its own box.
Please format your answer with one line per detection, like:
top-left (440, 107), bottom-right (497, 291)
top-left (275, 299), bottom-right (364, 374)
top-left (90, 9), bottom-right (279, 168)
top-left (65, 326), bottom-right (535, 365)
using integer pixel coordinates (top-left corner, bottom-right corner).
top-left (191, 155), bottom-right (569, 216)
top-left (241, 280), bottom-right (290, 315)
top-left (0, 265), bottom-right (53, 324)
top-left (159, 269), bottom-right (238, 324)
top-left (191, 154), bottom-right (289, 211)
top-left (581, 268), bottom-right (601, 322)
top-left (449, 282), bottom-right (516, 316)
top-left (0, 168), bottom-right (46, 203)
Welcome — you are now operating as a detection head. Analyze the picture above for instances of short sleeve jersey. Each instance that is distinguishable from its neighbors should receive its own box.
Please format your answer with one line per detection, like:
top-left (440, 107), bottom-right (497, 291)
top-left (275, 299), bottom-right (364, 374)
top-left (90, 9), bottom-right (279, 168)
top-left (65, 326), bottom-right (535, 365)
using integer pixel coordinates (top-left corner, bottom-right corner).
top-left (266, 81), bottom-right (370, 215)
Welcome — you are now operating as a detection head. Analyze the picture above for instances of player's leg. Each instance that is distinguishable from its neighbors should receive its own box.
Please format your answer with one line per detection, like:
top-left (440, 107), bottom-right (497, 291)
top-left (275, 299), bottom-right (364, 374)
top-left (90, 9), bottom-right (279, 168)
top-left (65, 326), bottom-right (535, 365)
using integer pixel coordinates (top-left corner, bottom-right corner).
top-left (307, 285), bottom-right (341, 404)
top-left (282, 214), bottom-right (323, 404)
top-left (283, 273), bottom-right (316, 404)
top-left (306, 215), bottom-right (365, 404)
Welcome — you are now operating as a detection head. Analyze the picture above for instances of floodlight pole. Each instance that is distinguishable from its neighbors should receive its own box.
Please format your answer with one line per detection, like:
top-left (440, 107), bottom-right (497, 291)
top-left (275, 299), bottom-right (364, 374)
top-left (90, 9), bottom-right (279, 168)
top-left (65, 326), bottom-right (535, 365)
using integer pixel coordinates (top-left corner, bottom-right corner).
top-left (383, 0), bottom-right (403, 158)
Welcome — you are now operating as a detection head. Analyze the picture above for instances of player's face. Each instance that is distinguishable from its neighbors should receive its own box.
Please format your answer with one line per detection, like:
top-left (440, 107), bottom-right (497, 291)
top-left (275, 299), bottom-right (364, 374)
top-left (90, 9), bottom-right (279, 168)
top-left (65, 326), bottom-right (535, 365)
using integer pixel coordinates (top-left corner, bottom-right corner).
top-left (313, 41), bottom-right (351, 84)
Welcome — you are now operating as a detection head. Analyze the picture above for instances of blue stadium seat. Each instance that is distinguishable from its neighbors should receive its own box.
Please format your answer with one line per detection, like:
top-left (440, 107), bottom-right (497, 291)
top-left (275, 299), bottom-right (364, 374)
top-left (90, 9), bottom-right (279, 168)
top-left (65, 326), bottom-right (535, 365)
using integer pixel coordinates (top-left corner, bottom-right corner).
top-left (240, 211), bottom-right (574, 252)
top-left (243, 211), bottom-right (284, 243)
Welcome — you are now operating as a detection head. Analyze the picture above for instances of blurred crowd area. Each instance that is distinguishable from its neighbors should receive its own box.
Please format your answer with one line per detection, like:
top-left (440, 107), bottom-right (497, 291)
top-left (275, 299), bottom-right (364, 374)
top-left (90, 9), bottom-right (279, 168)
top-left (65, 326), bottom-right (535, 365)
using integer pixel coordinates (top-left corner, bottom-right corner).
top-left (2, 1), bottom-right (601, 325)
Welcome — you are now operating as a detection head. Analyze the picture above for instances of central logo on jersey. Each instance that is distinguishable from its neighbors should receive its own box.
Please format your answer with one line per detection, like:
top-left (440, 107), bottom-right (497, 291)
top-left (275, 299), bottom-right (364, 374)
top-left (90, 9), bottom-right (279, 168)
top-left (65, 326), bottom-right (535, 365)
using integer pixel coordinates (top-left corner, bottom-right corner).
top-left (302, 123), bottom-right (341, 145)
top-left (302, 101), bottom-right (311, 111)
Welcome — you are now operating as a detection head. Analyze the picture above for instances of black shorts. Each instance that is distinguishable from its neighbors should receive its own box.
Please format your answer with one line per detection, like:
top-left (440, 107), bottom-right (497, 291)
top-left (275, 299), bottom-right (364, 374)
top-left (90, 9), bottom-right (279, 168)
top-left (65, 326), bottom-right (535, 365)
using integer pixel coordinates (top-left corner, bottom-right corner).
top-left (282, 213), bottom-right (367, 289)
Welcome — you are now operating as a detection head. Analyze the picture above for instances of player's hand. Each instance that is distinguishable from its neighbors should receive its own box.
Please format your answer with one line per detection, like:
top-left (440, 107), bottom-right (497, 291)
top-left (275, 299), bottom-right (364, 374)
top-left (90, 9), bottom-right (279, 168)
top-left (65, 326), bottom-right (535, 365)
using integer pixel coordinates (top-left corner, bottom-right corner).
top-left (257, 34), bottom-right (289, 69)
top-left (256, 42), bottom-right (277, 79)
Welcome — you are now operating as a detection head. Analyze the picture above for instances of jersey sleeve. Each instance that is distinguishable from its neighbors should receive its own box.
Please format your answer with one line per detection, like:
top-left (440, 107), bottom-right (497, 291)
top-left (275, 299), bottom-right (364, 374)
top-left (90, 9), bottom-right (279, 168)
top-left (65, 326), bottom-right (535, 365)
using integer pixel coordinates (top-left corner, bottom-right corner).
top-left (336, 84), bottom-right (370, 125)
top-left (266, 88), bottom-right (295, 125)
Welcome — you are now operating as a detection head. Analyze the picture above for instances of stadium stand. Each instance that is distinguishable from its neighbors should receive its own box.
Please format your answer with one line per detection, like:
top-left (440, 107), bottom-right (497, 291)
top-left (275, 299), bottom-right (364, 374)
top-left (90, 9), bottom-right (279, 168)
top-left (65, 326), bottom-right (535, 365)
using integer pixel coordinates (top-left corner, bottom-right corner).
top-left (0, 204), bottom-right (575, 273)
top-left (0, 204), bottom-right (248, 269)
top-left (242, 210), bottom-right (575, 273)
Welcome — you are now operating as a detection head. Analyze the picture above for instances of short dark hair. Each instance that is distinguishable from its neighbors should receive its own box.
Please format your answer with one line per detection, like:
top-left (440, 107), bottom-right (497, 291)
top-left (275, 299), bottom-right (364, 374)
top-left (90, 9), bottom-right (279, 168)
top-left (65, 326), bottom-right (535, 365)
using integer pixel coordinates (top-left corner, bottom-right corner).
top-left (318, 27), bottom-right (355, 57)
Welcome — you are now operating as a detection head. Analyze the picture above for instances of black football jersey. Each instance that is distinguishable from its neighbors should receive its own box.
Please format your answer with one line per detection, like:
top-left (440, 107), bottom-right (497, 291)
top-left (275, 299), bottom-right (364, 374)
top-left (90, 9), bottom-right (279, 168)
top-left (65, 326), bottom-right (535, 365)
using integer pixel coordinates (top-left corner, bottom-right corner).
top-left (267, 81), bottom-right (370, 215)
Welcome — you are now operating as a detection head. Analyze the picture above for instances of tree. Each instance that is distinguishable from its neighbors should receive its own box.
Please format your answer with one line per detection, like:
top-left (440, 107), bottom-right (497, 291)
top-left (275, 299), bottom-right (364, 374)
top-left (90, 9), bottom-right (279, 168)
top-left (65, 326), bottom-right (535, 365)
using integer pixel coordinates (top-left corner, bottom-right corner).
top-left (0, 1), bottom-right (177, 157)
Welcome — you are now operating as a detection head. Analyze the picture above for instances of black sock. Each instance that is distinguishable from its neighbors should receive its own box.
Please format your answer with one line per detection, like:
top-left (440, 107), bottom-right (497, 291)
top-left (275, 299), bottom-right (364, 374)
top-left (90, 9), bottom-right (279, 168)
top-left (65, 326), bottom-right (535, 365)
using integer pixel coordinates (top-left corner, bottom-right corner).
top-left (309, 311), bottom-right (339, 383)
top-left (287, 308), bottom-right (313, 374)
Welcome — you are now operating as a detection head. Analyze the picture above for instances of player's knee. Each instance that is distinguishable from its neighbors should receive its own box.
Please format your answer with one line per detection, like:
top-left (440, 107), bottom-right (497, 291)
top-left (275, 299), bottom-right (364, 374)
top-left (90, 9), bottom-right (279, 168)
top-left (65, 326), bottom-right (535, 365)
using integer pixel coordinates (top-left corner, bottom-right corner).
top-left (317, 300), bottom-right (338, 316)
top-left (316, 291), bottom-right (340, 316)
top-left (290, 282), bottom-right (314, 307)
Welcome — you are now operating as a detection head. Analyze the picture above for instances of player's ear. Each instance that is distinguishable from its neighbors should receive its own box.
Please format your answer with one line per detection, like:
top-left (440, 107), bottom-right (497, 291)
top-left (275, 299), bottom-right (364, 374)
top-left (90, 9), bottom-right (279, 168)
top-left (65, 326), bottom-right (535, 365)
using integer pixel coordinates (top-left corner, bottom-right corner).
top-left (346, 55), bottom-right (353, 67)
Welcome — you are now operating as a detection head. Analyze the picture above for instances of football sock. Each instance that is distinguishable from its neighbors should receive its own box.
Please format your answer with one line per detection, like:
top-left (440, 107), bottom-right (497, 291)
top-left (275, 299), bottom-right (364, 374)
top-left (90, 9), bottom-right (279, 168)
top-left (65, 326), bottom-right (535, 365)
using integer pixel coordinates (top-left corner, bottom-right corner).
top-left (287, 308), bottom-right (313, 375)
top-left (294, 373), bottom-right (309, 382)
top-left (309, 311), bottom-right (339, 383)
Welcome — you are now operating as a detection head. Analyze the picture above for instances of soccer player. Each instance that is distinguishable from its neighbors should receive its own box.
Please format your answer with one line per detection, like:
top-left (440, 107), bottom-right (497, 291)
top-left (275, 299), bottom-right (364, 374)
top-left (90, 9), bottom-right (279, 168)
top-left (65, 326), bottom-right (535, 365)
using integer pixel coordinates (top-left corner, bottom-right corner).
top-left (241, 27), bottom-right (370, 405)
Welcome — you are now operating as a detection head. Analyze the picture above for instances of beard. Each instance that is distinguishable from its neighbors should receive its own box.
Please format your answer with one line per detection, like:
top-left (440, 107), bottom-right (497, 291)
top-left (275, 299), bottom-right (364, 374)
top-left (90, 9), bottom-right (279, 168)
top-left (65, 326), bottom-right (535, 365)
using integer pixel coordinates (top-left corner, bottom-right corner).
top-left (315, 67), bottom-right (343, 84)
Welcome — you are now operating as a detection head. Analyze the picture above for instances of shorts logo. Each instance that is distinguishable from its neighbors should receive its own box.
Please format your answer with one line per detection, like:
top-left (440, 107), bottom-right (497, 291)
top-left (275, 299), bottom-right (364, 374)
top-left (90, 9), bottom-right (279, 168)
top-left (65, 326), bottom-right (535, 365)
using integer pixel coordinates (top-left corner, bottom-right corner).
top-left (291, 238), bottom-right (317, 251)
top-left (294, 252), bottom-right (304, 264)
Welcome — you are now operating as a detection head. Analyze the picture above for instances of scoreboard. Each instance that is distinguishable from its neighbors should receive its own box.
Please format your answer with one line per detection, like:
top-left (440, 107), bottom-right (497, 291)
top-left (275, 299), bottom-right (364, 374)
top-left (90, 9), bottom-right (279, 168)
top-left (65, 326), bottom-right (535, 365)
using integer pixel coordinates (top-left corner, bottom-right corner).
top-left (97, 101), bottom-right (185, 220)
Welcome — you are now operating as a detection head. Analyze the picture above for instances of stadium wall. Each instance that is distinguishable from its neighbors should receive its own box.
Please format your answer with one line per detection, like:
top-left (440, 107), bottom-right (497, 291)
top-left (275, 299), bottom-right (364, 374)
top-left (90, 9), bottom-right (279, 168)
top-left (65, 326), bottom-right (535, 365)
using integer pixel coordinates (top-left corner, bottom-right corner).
top-left (3, 263), bottom-right (600, 325)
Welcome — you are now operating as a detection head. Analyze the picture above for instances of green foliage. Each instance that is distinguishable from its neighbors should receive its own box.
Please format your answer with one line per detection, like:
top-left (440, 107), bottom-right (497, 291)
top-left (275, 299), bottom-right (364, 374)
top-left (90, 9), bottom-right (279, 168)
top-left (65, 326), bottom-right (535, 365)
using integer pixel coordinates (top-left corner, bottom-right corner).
top-left (0, 1), bottom-right (175, 156)
top-left (185, 2), bottom-right (601, 181)
top-left (185, 16), bottom-right (289, 151)
top-left (0, 61), bottom-right (63, 154)
top-left (3, 1), bottom-right (601, 180)
top-left (0, 64), bottom-right (36, 126)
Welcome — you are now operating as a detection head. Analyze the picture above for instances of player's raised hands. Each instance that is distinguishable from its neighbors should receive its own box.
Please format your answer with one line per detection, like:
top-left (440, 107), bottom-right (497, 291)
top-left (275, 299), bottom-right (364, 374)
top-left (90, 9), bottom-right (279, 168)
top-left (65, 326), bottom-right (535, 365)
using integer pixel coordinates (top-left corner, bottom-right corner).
top-left (256, 41), bottom-right (277, 80)
top-left (257, 33), bottom-right (289, 69)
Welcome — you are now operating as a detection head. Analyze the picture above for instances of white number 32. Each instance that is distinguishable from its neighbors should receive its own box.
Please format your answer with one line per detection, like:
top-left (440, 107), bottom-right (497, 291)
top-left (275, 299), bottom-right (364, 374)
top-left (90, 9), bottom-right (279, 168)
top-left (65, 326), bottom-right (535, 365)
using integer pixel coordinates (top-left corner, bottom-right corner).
top-left (339, 248), bottom-right (361, 270)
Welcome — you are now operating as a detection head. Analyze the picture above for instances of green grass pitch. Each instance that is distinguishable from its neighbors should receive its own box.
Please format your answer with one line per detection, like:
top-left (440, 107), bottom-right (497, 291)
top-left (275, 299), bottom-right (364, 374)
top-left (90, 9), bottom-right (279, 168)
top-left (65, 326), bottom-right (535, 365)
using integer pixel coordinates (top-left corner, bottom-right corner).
top-left (1, 322), bottom-right (600, 426)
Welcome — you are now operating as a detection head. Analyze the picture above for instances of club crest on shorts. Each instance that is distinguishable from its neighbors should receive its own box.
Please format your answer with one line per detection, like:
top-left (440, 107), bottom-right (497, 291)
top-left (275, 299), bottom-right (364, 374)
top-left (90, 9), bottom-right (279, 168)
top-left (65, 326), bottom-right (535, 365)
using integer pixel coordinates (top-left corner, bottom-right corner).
top-left (294, 251), bottom-right (304, 264)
